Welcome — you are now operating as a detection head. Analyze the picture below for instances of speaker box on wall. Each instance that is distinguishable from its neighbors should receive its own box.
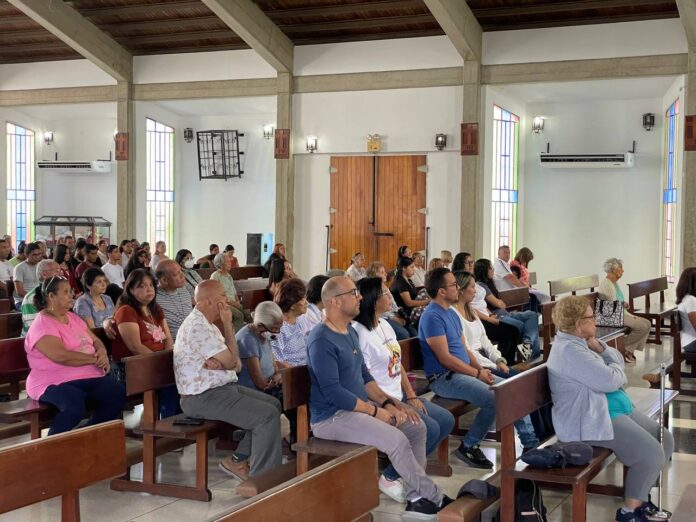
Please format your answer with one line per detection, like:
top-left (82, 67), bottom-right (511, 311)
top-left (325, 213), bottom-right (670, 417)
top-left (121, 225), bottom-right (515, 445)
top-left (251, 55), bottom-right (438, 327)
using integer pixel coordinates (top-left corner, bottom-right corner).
top-left (247, 234), bottom-right (262, 266)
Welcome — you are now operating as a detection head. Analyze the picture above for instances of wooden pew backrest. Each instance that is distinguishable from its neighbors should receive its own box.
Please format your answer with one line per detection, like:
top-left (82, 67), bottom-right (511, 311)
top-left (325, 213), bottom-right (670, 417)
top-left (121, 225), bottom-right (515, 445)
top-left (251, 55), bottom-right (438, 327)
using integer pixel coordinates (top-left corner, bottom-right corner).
top-left (230, 266), bottom-right (265, 280)
top-left (0, 299), bottom-right (10, 314)
top-left (499, 287), bottom-right (530, 309)
top-left (213, 446), bottom-right (379, 521)
top-left (399, 337), bottom-right (423, 373)
top-left (627, 276), bottom-right (668, 309)
top-left (0, 337), bottom-right (28, 381)
top-left (0, 312), bottom-right (22, 340)
top-left (548, 274), bottom-right (599, 300)
top-left (528, 272), bottom-right (537, 286)
top-left (0, 420), bottom-right (126, 516)
top-left (123, 350), bottom-right (175, 397)
top-left (492, 365), bottom-right (551, 429)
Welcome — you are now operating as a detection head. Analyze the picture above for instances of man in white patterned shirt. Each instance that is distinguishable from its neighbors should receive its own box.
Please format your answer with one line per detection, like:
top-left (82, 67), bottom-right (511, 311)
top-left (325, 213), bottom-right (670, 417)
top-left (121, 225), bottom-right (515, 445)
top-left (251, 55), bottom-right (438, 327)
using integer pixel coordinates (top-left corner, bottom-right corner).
top-left (174, 279), bottom-right (282, 481)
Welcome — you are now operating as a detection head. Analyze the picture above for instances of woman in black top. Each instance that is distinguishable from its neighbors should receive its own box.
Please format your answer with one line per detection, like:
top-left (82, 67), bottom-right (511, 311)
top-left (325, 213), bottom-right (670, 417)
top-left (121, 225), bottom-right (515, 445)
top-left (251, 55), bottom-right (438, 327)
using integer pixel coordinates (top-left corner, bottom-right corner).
top-left (390, 257), bottom-right (428, 326)
top-left (124, 248), bottom-right (148, 279)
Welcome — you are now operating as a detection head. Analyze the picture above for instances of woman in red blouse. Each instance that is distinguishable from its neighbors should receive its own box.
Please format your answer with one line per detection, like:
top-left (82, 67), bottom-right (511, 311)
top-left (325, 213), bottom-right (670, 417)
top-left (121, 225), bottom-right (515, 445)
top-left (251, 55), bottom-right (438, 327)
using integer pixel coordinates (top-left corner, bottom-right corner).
top-left (113, 268), bottom-right (177, 417)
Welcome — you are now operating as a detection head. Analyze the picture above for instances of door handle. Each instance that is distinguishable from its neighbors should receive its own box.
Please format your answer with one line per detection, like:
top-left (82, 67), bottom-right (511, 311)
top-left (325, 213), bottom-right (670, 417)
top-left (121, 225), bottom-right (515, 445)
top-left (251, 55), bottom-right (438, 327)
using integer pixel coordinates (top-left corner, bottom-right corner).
top-left (374, 232), bottom-right (394, 237)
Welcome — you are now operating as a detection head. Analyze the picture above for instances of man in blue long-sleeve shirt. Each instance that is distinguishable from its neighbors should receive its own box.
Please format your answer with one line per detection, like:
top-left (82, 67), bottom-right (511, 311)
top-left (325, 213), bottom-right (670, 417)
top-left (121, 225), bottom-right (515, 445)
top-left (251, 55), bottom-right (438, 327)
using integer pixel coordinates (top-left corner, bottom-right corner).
top-left (308, 276), bottom-right (452, 520)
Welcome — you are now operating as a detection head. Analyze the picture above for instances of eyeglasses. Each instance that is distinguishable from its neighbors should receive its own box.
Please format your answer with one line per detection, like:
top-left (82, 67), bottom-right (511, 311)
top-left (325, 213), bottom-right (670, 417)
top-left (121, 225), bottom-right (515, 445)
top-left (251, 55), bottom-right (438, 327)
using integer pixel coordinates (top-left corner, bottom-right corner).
top-left (442, 282), bottom-right (459, 289)
top-left (334, 288), bottom-right (360, 298)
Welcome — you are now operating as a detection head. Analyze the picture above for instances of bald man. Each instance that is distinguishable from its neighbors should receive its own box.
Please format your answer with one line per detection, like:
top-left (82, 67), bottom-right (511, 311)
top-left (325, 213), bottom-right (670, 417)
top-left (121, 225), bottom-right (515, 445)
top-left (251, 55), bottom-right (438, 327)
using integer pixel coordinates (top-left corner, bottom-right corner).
top-left (307, 276), bottom-right (451, 519)
top-left (174, 280), bottom-right (282, 481)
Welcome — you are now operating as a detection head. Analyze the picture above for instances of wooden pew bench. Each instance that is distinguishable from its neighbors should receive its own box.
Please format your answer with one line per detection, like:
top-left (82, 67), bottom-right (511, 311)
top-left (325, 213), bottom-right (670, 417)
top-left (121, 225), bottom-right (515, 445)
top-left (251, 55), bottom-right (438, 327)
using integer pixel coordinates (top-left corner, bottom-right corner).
top-left (499, 286), bottom-right (530, 312)
top-left (494, 365), bottom-right (678, 522)
top-left (195, 266), bottom-right (265, 282)
top-left (627, 276), bottom-right (678, 346)
top-left (0, 298), bottom-right (10, 313)
top-left (548, 274), bottom-right (599, 302)
top-left (0, 420), bottom-right (126, 522)
top-left (0, 311), bottom-right (22, 340)
top-left (213, 446), bottom-right (379, 522)
top-left (110, 349), bottom-right (295, 501)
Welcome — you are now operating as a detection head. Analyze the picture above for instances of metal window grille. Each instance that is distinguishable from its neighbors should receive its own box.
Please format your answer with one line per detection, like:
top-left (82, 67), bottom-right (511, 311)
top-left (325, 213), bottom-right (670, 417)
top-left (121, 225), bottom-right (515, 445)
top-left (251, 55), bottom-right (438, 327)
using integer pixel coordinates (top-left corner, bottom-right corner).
top-left (146, 118), bottom-right (174, 250)
top-left (6, 123), bottom-right (35, 243)
top-left (197, 130), bottom-right (244, 180)
top-left (492, 105), bottom-right (520, 257)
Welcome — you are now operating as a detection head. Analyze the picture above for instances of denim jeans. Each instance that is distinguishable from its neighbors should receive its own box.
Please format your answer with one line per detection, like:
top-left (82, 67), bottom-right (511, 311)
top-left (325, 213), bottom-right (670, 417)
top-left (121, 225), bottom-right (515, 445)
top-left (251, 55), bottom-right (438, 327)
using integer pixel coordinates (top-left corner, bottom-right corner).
top-left (430, 373), bottom-right (539, 449)
top-left (500, 310), bottom-right (540, 357)
top-left (387, 318), bottom-right (417, 341)
top-left (382, 399), bottom-right (455, 481)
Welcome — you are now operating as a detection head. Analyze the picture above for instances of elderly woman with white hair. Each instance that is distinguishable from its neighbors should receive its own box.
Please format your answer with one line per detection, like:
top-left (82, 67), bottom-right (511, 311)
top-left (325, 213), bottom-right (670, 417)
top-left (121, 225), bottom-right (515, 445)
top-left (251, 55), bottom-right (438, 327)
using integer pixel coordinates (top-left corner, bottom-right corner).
top-left (599, 258), bottom-right (651, 363)
top-left (235, 300), bottom-right (297, 461)
top-left (209, 252), bottom-right (245, 332)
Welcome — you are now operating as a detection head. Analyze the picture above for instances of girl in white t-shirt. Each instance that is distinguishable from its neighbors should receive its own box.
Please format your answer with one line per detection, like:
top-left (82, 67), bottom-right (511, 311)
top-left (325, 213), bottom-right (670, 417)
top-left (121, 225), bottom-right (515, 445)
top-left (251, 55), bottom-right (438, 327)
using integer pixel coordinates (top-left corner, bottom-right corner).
top-left (352, 276), bottom-right (454, 504)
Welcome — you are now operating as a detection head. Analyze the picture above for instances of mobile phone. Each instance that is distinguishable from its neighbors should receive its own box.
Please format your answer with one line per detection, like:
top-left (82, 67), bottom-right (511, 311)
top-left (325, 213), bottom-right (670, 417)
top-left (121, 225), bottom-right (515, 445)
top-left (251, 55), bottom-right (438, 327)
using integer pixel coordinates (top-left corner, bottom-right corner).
top-left (173, 417), bottom-right (204, 426)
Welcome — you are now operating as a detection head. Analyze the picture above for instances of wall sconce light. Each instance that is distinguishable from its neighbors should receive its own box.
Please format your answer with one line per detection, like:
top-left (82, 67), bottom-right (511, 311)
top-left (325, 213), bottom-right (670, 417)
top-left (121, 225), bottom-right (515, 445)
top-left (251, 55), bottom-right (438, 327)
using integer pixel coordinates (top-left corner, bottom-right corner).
top-left (184, 128), bottom-right (194, 143)
top-left (306, 135), bottom-right (318, 153)
top-left (263, 124), bottom-right (275, 140)
top-left (643, 113), bottom-right (655, 131)
top-left (531, 117), bottom-right (545, 134)
top-left (43, 131), bottom-right (54, 145)
top-left (435, 133), bottom-right (447, 151)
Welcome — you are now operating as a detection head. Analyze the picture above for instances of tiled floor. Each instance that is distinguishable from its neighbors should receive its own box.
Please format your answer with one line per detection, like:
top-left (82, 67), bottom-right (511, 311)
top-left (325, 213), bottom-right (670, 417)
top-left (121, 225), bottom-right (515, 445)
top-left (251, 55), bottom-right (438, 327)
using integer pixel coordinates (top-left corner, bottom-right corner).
top-left (2, 337), bottom-right (695, 521)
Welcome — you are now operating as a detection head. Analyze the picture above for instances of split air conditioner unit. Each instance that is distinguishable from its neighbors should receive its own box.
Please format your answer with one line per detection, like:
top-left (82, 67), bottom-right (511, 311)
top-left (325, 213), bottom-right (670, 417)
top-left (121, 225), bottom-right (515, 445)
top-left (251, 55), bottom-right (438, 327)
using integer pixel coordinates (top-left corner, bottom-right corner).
top-left (36, 160), bottom-right (112, 173)
top-left (539, 152), bottom-right (635, 169)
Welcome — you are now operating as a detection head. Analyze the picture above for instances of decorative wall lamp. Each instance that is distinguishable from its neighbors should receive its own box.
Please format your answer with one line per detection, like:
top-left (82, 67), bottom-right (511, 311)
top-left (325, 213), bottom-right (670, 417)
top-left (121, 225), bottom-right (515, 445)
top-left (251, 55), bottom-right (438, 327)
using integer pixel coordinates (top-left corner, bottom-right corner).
top-left (306, 135), bottom-right (318, 153)
top-left (367, 134), bottom-right (382, 152)
top-left (531, 117), bottom-right (545, 134)
top-left (643, 113), bottom-right (655, 131)
top-left (184, 128), bottom-right (194, 143)
top-left (43, 131), bottom-right (54, 145)
top-left (263, 124), bottom-right (275, 140)
top-left (435, 133), bottom-right (447, 150)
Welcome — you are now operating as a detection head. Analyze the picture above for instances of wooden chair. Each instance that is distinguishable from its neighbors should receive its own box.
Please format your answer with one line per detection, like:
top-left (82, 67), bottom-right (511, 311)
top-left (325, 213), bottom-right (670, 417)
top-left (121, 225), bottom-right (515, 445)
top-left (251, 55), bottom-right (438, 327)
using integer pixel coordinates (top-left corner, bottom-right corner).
top-left (495, 365), bottom-right (678, 522)
top-left (214, 447), bottom-right (379, 522)
top-left (627, 276), bottom-right (677, 345)
top-left (548, 274), bottom-right (599, 301)
top-left (0, 420), bottom-right (126, 522)
top-left (0, 312), bottom-right (22, 339)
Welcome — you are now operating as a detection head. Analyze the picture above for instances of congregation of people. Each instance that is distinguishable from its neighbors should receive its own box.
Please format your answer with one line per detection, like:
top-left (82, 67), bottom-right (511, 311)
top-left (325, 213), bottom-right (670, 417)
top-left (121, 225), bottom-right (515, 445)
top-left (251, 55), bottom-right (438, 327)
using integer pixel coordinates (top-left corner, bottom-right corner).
top-left (0, 234), bottom-right (681, 521)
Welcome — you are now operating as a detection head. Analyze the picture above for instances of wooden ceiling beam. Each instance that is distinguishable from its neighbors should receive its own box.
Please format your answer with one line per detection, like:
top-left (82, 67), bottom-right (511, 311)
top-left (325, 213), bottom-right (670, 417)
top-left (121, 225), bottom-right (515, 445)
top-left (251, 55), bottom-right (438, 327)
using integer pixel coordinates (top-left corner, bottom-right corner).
top-left (202, 0), bottom-right (293, 72)
top-left (677, 0), bottom-right (696, 47)
top-left (289, 29), bottom-right (445, 46)
top-left (281, 14), bottom-right (437, 34)
top-left (115, 30), bottom-right (241, 47)
top-left (424, 0), bottom-right (482, 60)
top-left (482, 12), bottom-right (679, 31)
top-left (7, 0), bottom-right (132, 81)
top-left (71, 1), bottom-right (203, 18)
top-left (264, 0), bottom-right (425, 19)
top-left (472, 0), bottom-right (675, 19)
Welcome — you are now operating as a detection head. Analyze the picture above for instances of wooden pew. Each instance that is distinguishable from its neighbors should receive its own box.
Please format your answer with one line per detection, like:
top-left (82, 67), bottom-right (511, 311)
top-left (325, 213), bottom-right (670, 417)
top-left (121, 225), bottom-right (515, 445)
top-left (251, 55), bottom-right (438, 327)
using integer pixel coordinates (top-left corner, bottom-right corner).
top-left (110, 349), bottom-right (295, 501)
top-left (0, 299), bottom-right (10, 313)
top-left (5, 280), bottom-right (15, 310)
top-left (214, 447), bottom-right (379, 522)
top-left (196, 268), bottom-right (216, 280)
top-left (0, 312), bottom-right (22, 339)
top-left (528, 272), bottom-right (537, 286)
top-left (494, 365), bottom-right (678, 522)
top-left (540, 293), bottom-right (627, 361)
top-left (548, 274), bottom-right (599, 301)
top-left (196, 266), bottom-right (265, 282)
top-left (0, 420), bottom-right (126, 522)
top-left (627, 276), bottom-right (678, 345)
top-left (499, 286), bottom-right (530, 312)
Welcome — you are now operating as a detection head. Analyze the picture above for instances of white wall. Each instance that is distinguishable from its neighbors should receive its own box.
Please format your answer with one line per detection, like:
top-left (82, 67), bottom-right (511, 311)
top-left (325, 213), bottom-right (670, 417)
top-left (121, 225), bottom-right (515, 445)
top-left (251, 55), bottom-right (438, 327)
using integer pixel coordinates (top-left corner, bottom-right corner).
top-left (522, 98), bottom-right (664, 291)
top-left (0, 60), bottom-right (116, 90)
top-left (482, 19), bottom-right (687, 65)
top-left (292, 86), bottom-right (463, 279)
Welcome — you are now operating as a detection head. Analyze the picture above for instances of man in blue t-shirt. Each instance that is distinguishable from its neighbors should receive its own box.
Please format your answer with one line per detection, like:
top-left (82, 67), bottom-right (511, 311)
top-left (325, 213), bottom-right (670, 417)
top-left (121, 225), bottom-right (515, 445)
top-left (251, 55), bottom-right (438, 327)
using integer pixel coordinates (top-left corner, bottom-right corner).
top-left (308, 276), bottom-right (452, 519)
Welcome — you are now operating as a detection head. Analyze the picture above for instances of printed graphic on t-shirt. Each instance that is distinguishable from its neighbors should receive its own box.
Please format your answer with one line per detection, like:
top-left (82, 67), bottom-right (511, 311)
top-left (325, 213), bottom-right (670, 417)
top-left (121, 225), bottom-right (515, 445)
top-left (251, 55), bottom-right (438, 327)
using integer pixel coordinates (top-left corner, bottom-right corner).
top-left (146, 321), bottom-right (166, 343)
top-left (385, 339), bottom-right (402, 378)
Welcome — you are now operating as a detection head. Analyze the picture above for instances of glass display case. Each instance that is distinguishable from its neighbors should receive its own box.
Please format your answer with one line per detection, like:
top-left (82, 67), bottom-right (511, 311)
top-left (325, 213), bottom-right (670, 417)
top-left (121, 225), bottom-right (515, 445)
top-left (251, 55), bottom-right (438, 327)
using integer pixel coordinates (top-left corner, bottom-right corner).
top-left (33, 216), bottom-right (112, 247)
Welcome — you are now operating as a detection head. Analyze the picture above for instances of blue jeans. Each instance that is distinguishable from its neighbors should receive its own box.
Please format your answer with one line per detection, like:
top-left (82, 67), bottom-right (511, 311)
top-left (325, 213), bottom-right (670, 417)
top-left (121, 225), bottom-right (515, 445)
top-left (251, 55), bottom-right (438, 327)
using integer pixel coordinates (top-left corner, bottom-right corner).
top-left (158, 384), bottom-right (181, 419)
top-left (500, 310), bottom-right (540, 357)
top-left (382, 399), bottom-right (455, 481)
top-left (684, 339), bottom-right (696, 353)
top-left (40, 375), bottom-right (125, 435)
top-left (387, 318), bottom-right (417, 340)
top-left (430, 373), bottom-right (539, 449)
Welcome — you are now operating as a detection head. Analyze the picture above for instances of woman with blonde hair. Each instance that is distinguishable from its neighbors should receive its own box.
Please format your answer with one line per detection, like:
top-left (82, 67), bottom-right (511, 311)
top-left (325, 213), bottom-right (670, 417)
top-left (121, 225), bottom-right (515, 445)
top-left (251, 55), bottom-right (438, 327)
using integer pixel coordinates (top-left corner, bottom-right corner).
top-left (547, 295), bottom-right (672, 522)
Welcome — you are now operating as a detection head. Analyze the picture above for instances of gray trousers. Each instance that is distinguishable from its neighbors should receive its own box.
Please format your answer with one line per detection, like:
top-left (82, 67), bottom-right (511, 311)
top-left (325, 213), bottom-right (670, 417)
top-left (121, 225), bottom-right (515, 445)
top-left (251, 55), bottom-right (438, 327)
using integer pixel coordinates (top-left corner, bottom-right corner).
top-left (312, 409), bottom-right (443, 505)
top-left (585, 410), bottom-right (674, 501)
top-left (181, 383), bottom-right (282, 476)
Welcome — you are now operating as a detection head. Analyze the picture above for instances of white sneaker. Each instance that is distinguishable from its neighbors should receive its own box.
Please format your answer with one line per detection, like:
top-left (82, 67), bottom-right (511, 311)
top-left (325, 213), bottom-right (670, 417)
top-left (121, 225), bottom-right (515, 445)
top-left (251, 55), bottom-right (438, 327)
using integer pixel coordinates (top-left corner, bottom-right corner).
top-left (378, 474), bottom-right (406, 503)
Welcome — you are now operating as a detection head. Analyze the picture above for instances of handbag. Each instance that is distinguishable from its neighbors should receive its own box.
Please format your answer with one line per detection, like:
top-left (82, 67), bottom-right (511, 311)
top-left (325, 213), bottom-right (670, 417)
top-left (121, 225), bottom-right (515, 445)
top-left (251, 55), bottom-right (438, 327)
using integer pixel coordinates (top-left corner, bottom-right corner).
top-left (594, 299), bottom-right (624, 328)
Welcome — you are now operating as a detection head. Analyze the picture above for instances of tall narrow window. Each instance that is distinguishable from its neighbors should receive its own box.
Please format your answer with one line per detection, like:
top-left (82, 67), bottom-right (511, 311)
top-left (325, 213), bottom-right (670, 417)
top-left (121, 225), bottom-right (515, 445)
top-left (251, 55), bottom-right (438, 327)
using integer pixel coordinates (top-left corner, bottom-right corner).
top-left (662, 99), bottom-right (679, 282)
top-left (146, 118), bottom-right (174, 250)
top-left (491, 105), bottom-right (520, 257)
top-left (6, 123), bottom-right (35, 244)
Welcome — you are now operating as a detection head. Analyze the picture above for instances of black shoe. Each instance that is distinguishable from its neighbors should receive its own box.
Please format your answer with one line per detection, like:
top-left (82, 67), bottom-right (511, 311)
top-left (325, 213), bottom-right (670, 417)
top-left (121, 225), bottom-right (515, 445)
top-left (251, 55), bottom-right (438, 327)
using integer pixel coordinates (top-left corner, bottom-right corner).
top-left (403, 497), bottom-right (439, 520)
top-left (637, 500), bottom-right (672, 521)
top-left (439, 495), bottom-right (455, 511)
top-left (455, 444), bottom-right (494, 469)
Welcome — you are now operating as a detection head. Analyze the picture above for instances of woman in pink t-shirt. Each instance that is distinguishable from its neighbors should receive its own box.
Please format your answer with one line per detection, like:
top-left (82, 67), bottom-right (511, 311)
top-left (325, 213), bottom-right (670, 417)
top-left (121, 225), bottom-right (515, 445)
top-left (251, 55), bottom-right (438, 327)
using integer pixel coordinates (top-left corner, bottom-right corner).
top-left (25, 276), bottom-right (125, 435)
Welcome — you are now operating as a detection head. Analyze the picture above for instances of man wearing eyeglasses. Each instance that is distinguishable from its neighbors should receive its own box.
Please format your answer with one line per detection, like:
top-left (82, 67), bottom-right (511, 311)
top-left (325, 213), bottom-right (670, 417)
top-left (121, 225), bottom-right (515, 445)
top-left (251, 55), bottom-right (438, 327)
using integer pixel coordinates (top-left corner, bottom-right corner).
top-left (307, 276), bottom-right (453, 519)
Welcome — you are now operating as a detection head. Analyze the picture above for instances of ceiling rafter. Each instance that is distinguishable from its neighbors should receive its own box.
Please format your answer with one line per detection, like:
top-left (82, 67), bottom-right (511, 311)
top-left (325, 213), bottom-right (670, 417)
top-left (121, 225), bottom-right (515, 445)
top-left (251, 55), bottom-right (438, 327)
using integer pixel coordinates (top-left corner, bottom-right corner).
top-left (424, 0), bottom-right (482, 60)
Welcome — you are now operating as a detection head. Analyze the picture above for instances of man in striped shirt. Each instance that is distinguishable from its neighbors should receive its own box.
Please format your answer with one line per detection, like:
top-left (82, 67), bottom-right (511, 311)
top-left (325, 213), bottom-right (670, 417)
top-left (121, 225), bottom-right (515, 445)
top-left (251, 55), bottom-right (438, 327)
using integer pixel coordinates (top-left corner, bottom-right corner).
top-left (155, 259), bottom-right (193, 341)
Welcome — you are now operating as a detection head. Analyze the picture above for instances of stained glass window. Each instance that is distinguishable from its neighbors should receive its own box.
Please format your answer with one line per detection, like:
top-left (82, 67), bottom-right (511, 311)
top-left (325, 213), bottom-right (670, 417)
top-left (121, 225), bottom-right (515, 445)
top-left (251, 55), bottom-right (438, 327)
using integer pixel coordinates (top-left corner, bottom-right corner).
top-left (662, 99), bottom-right (679, 283)
top-left (6, 123), bottom-right (35, 244)
top-left (492, 105), bottom-right (520, 257)
top-left (146, 118), bottom-right (174, 250)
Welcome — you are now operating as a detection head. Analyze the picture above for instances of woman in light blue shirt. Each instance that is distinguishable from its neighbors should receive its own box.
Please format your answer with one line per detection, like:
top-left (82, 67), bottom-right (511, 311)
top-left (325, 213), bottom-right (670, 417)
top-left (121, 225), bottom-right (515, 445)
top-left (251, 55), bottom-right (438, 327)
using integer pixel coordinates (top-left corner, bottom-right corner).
top-left (74, 267), bottom-right (114, 329)
top-left (547, 296), bottom-right (673, 522)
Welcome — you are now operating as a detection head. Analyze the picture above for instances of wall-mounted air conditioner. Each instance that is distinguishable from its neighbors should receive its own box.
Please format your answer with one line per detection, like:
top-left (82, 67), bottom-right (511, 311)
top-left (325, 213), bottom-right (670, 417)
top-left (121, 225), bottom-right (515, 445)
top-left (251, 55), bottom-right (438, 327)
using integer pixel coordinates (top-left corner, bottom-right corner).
top-left (36, 160), bottom-right (112, 173)
top-left (539, 152), bottom-right (635, 169)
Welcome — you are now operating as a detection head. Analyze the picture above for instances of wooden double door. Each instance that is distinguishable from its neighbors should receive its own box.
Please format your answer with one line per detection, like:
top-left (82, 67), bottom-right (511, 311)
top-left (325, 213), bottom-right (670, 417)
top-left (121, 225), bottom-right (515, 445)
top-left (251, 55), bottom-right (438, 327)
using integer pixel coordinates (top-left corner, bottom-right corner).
top-left (329, 155), bottom-right (426, 271)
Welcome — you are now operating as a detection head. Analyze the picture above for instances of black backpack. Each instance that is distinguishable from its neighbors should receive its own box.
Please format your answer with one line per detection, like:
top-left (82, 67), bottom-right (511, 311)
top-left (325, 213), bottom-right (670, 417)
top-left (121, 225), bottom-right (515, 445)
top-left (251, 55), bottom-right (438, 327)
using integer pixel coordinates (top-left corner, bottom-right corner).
top-left (515, 479), bottom-right (547, 521)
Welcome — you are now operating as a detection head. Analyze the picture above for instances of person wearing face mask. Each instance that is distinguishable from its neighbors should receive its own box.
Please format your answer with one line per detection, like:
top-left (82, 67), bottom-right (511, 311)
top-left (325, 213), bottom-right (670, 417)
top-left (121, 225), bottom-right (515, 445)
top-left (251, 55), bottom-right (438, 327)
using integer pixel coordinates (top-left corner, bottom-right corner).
top-left (175, 249), bottom-right (203, 304)
top-left (236, 301), bottom-right (297, 457)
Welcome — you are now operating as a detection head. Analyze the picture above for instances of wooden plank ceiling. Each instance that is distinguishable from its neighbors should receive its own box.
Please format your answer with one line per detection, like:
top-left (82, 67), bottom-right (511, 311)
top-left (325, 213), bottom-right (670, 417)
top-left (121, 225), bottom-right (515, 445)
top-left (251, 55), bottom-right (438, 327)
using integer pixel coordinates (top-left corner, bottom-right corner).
top-left (0, 0), bottom-right (679, 64)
